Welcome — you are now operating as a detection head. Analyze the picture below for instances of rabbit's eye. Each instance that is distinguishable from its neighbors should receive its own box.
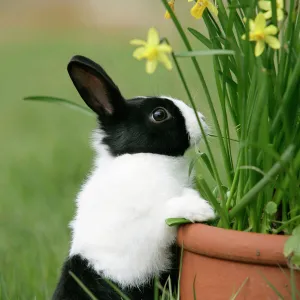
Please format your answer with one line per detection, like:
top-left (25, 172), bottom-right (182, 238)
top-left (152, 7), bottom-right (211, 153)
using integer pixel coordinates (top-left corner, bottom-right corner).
top-left (150, 107), bottom-right (170, 123)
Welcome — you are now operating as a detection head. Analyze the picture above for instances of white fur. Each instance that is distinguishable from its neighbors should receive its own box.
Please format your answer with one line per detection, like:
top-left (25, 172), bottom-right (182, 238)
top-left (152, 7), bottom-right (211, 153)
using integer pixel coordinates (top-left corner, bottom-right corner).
top-left (165, 96), bottom-right (208, 145)
top-left (70, 98), bottom-right (215, 288)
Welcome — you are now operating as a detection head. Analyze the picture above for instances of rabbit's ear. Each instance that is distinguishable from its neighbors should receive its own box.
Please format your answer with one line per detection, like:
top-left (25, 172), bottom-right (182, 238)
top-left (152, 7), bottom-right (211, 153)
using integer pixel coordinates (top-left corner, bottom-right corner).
top-left (67, 55), bottom-right (125, 116)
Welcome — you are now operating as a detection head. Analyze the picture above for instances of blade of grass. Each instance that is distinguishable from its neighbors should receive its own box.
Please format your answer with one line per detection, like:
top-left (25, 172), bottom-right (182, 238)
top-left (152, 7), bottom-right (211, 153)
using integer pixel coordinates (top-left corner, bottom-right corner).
top-left (154, 276), bottom-right (159, 300)
top-left (275, 215), bottom-right (300, 234)
top-left (102, 278), bottom-right (131, 300)
top-left (161, 0), bottom-right (233, 191)
top-left (290, 264), bottom-right (297, 300)
top-left (202, 14), bottom-right (236, 177)
top-left (24, 96), bottom-right (93, 116)
top-left (208, 134), bottom-right (238, 142)
top-left (69, 271), bottom-right (98, 300)
top-left (272, 55), bottom-right (300, 133)
top-left (196, 177), bottom-right (230, 228)
top-left (258, 271), bottom-right (284, 300)
top-left (177, 243), bottom-right (184, 300)
top-left (161, 37), bottom-right (226, 204)
top-left (160, 278), bottom-right (168, 300)
top-left (167, 276), bottom-right (173, 300)
top-left (271, 0), bottom-right (278, 27)
top-left (202, 12), bottom-right (237, 184)
top-left (230, 277), bottom-right (249, 300)
top-left (198, 152), bottom-right (216, 181)
top-left (187, 28), bottom-right (212, 49)
top-left (229, 145), bottom-right (295, 219)
top-left (192, 276), bottom-right (197, 300)
top-left (175, 50), bottom-right (235, 57)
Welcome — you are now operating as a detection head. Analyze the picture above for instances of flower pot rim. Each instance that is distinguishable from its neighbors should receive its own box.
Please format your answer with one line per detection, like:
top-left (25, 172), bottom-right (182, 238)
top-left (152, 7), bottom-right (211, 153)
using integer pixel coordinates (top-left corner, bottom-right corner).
top-left (177, 223), bottom-right (290, 266)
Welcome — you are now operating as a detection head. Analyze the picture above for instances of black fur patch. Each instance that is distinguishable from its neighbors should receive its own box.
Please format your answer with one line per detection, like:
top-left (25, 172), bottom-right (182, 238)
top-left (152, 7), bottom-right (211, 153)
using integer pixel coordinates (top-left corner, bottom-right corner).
top-left (100, 97), bottom-right (190, 157)
top-left (53, 245), bottom-right (179, 300)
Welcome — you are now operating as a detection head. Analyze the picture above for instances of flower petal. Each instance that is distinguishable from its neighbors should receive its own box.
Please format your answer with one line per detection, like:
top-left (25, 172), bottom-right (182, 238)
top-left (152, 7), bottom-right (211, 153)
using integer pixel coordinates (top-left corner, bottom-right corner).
top-left (263, 10), bottom-right (272, 19)
top-left (158, 53), bottom-right (173, 70)
top-left (146, 60), bottom-right (158, 74)
top-left (258, 1), bottom-right (271, 11)
top-left (243, 18), bottom-right (255, 31)
top-left (190, 2), bottom-right (206, 19)
top-left (133, 47), bottom-right (146, 60)
top-left (249, 33), bottom-right (257, 41)
top-left (147, 27), bottom-right (160, 46)
top-left (255, 13), bottom-right (266, 31)
top-left (264, 25), bottom-right (278, 35)
top-left (130, 39), bottom-right (146, 46)
top-left (165, 10), bottom-right (171, 19)
top-left (164, 1), bottom-right (175, 19)
top-left (207, 2), bottom-right (218, 16)
top-left (277, 0), bottom-right (284, 9)
top-left (255, 40), bottom-right (265, 56)
top-left (277, 8), bottom-right (284, 21)
top-left (157, 43), bottom-right (172, 53)
top-left (188, 0), bottom-right (194, 2)
top-left (265, 36), bottom-right (281, 49)
top-left (249, 19), bottom-right (255, 31)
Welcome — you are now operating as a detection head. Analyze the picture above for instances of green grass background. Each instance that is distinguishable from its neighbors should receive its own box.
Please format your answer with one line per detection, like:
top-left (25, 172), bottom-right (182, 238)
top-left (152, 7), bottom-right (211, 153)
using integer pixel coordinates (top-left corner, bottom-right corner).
top-left (0, 10), bottom-right (228, 298)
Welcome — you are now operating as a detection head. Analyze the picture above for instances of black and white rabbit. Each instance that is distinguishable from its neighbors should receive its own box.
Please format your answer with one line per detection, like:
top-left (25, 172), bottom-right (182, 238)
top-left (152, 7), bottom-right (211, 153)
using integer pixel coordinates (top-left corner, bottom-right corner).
top-left (53, 55), bottom-right (215, 300)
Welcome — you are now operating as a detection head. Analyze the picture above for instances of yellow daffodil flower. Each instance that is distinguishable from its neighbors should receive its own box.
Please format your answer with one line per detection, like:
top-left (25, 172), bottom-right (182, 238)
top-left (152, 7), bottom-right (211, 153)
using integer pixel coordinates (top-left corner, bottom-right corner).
top-left (165, 0), bottom-right (175, 19)
top-left (242, 13), bottom-right (280, 57)
top-left (258, 0), bottom-right (284, 21)
top-left (189, 0), bottom-right (218, 19)
top-left (130, 28), bottom-right (173, 74)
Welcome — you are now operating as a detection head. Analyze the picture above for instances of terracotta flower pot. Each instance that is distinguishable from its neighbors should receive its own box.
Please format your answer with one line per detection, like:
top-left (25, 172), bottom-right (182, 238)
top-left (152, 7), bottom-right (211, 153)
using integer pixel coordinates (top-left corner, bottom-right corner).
top-left (177, 224), bottom-right (300, 300)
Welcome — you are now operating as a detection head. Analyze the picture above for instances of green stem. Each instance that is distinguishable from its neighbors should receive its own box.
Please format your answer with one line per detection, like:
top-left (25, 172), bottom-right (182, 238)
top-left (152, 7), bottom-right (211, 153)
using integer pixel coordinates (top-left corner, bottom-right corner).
top-left (272, 47), bottom-right (300, 133)
top-left (229, 145), bottom-right (295, 219)
top-left (197, 177), bottom-right (230, 228)
top-left (161, 0), bottom-right (229, 203)
top-left (271, 0), bottom-right (278, 26)
top-left (226, 155), bottom-right (242, 209)
top-left (274, 215), bottom-right (300, 234)
top-left (163, 37), bottom-right (227, 208)
top-left (273, 150), bottom-right (300, 205)
top-left (203, 13), bottom-right (235, 184)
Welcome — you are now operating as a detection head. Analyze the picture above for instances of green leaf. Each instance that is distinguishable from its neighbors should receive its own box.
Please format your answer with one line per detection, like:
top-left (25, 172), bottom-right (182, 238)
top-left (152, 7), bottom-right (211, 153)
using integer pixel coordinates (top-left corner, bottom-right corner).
top-left (165, 218), bottom-right (191, 227)
top-left (208, 133), bottom-right (238, 142)
top-left (188, 155), bottom-right (199, 177)
top-left (284, 235), bottom-right (300, 265)
top-left (23, 96), bottom-right (93, 116)
top-left (198, 152), bottom-right (216, 180)
top-left (292, 225), bottom-right (300, 236)
top-left (229, 145), bottom-right (295, 219)
top-left (265, 202), bottom-right (278, 215)
top-left (196, 177), bottom-right (230, 228)
top-left (175, 50), bottom-right (235, 57)
top-left (212, 185), bottom-right (229, 201)
top-left (217, 70), bottom-right (237, 89)
top-left (291, 255), bottom-right (300, 266)
top-left (187, 28), bottom-right (212, 49)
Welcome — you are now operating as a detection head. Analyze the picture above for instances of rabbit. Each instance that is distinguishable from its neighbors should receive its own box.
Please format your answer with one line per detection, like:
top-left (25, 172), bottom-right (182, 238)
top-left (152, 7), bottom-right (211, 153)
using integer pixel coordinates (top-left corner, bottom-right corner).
top-left (52, 55), bottom-right (215, 300)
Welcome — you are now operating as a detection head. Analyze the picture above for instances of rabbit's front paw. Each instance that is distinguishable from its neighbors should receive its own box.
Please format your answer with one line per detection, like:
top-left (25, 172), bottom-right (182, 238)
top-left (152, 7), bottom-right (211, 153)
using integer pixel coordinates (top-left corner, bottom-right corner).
top-left (166, 193), bottom-right (215, 222)
top-left (183, 199), bottom-right (215, 222)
